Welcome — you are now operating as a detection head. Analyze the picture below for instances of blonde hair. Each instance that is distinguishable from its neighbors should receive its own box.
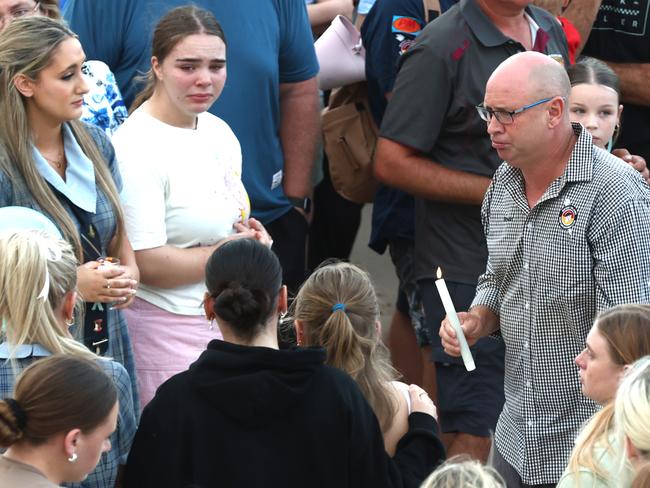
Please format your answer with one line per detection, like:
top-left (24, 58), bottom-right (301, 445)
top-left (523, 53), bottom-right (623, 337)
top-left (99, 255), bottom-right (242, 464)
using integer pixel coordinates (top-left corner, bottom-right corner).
top-left (420, 456), bottom-right (505, 488)
top-left (0, 231), bottom-right (96, 360)
top-left (567, 306), bottom-right (650, 481)
top-left (616, 356), bottom-right (650, 472)
top-left (293, 262), bottom-right (398, 432)
top-left (0, 16), bottom-right (124, 261)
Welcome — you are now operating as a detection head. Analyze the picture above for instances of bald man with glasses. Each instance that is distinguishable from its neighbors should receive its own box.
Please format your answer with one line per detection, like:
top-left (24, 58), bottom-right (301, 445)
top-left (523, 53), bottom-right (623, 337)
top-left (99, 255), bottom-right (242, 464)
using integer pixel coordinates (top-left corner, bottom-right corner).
top-left (441, 51), bottom-right (650, 487)
top-left (374, 0), bottom-right (569, 466)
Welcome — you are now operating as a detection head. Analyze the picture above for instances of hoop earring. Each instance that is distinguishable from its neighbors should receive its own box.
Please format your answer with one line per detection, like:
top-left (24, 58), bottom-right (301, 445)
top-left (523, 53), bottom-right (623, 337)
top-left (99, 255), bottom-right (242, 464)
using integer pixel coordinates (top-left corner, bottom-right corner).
top-left (65, 317), bottom-right (74, 327)
top-left (68, 452), bottom-right (77, 463)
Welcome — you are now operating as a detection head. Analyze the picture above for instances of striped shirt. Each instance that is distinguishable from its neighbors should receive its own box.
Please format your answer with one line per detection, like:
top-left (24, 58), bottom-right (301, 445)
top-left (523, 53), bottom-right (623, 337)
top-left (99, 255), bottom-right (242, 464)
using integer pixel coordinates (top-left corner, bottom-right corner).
top-left (472, 123), bottom-right (650, 484)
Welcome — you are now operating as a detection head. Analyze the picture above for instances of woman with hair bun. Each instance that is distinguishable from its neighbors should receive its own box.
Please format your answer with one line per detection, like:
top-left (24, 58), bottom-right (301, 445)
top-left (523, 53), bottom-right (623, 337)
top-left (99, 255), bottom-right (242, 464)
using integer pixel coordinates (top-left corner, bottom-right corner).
top-left (124, 238), bottom-right (444, 488)
top-left (292, 261), bottom-right (423, 455)
top-left (0, 230), bottom-right (136, 488)
top-left (0, 355), bottom-right (118, 487)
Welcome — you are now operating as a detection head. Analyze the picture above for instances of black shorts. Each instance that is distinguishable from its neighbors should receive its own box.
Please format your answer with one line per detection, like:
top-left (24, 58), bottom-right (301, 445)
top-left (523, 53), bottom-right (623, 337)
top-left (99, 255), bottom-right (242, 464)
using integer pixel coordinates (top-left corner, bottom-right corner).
top-left (419, 278), bottom-right (505, 437)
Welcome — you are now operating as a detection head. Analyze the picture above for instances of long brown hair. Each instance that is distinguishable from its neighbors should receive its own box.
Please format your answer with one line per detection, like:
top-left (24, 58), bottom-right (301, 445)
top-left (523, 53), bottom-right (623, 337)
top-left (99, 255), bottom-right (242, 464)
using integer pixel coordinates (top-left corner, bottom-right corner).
top-left (130, 5), bottom-right (226, 112)
top-left (567, 305), bottom-right (650, 481)
top-left (0, 16), bottom-right (125, 261)
top-left (293, 262), bottom-right (398, 432)
top-left (0, 355), bottom-right (117, 447)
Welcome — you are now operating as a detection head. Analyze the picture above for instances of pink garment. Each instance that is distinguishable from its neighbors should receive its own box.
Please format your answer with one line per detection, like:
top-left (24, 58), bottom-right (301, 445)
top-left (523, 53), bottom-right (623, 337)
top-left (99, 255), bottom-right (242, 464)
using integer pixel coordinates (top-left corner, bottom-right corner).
top-left (124, 297), bottom-right (223, 410)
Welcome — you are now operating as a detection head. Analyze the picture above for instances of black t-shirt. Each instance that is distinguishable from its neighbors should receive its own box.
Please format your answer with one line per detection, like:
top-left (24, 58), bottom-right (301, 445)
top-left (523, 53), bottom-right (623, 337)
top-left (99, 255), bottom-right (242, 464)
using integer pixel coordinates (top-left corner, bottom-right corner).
top-left (582, 0), bottom-right (650, 160)
top-left (380, 0), bottom-right (569, 283)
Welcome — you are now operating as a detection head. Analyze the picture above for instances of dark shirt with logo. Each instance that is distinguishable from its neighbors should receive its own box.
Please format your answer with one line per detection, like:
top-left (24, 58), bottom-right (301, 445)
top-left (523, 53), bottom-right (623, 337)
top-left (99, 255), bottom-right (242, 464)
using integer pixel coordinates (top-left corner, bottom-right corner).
top-left (582, 0), bottom-right (650, 160)
top-left (362, 0), bottom-right (457, 254)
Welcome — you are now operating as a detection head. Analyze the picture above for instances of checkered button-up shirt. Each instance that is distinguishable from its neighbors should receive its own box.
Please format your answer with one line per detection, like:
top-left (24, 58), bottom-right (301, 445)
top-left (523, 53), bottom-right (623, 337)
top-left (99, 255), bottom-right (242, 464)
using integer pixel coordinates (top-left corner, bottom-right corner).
top-left (473, 123), bottom-right (650, 484)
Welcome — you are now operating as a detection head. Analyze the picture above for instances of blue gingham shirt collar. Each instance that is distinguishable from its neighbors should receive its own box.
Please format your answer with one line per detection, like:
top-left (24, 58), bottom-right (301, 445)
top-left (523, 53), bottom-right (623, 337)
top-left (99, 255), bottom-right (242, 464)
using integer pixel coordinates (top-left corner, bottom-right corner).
top-left (32, 123), bottom-right (97, 213)
top-left (0, 342), bottom-right (51, 359)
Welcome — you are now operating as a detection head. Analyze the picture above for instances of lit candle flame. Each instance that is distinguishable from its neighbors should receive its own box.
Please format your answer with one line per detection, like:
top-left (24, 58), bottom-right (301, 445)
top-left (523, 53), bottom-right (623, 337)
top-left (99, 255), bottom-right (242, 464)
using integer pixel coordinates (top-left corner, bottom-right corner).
top-left (436, 267), bottom-right (442, 280)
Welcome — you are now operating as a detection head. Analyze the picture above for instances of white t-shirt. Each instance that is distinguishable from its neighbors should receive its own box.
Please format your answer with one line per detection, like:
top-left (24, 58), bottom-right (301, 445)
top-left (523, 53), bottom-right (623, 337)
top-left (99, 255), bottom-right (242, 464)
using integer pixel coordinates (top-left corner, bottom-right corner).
top-left (113, 107), bottom-right (250, 315)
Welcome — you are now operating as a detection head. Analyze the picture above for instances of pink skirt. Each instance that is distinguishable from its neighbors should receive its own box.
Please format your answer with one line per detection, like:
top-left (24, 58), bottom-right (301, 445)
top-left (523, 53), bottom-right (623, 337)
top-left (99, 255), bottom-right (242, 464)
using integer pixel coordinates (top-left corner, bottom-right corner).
top-left (123, 297), bottom-right (223, 410)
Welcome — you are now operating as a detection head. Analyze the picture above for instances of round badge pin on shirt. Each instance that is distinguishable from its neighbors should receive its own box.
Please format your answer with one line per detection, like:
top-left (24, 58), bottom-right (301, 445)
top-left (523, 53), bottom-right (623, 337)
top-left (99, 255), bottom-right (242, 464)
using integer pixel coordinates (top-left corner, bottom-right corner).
top-left (559, 205), bottom-right (577, 229)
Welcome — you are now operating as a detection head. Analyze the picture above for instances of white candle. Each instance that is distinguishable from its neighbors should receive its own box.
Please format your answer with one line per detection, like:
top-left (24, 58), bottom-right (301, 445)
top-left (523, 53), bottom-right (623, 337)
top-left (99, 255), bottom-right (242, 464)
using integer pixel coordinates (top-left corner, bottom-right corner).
top-left (435, 267), bottom-right (476, 372)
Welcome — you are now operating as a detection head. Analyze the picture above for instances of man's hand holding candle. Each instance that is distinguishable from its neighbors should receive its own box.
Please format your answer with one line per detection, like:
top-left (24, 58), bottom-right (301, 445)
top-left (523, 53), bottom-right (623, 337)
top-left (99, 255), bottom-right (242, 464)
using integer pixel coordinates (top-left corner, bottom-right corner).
top-left (439, 305), bottom-right (499, 357)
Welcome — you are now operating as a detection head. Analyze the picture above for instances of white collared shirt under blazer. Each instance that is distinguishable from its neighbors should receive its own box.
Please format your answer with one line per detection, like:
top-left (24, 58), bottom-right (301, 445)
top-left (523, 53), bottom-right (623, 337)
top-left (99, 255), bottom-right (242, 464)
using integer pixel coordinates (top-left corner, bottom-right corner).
top-left (472, 123), bottom-right (650, 485)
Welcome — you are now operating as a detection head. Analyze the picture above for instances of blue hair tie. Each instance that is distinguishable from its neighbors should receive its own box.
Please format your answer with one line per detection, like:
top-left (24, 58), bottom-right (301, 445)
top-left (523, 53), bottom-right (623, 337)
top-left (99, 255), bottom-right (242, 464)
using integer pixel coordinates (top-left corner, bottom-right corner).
top-left (331, 303), bottom-right (346, 312)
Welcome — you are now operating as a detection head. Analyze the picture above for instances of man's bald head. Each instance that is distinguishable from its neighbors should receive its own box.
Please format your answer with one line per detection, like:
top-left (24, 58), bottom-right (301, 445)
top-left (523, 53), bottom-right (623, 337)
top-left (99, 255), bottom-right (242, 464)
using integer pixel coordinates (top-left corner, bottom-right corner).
top-left (487, 51), bottom-right (570, 101)
top-left (483, 52), bottom-right (575, 171)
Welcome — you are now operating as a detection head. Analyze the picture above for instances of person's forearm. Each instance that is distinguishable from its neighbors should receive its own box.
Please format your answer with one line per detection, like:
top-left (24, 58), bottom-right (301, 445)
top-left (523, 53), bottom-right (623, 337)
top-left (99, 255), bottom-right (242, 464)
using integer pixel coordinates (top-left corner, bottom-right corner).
top-left (308, 0), bottom-right (354, 30)
top-left (373, 137), bottom-right (492, 204)
top-left (561, 0), bottom-right (602, 56)
top-left (607, 62), bottom-right (650, 106)
top-left (279, 78), bottom-right (320, 198)
top-left (135, 244), bottom-right (217, 289)
top-left (112, 234), bottom-right (140, 283)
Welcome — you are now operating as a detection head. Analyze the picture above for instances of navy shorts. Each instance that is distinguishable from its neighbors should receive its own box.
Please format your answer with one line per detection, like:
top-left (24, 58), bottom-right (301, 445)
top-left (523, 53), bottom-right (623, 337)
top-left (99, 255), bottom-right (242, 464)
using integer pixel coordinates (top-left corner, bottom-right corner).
top-left (419, 278), bottom-right (505, 437)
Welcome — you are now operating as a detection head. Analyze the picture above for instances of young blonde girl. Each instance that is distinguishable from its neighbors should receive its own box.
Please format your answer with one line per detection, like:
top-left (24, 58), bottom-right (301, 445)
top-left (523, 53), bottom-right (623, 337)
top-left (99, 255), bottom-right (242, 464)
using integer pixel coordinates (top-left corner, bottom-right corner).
top-left (0, 231), bottom-right (136, 488)
top-left (616, 356), bottom-right (650, 488)
top-left (293, 261), bottom-right (435, 455)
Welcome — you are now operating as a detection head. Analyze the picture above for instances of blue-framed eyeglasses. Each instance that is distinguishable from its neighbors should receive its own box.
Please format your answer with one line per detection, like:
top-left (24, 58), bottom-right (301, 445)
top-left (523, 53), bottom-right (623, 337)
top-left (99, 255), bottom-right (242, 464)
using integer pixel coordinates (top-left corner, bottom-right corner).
top-left (476, 97), bottom-right (555, 125)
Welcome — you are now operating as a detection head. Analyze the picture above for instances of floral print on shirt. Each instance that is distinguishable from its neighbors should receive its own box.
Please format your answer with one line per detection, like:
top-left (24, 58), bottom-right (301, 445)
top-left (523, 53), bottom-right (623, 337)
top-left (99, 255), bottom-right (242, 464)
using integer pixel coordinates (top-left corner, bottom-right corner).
top-left (81, 60), bottom-right (128, 137)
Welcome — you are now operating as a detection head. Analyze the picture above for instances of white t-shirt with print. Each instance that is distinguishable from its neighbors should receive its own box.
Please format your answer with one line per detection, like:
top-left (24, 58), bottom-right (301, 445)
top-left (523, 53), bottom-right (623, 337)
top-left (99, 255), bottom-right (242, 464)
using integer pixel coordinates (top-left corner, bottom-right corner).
top-left (114, 107), bottom-right (250, 315)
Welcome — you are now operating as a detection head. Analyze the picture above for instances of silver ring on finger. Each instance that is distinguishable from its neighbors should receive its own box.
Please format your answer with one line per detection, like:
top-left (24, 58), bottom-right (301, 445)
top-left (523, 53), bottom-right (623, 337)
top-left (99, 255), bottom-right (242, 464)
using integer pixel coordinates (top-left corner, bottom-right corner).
top-left (106, 280), bottom-right (111, 289)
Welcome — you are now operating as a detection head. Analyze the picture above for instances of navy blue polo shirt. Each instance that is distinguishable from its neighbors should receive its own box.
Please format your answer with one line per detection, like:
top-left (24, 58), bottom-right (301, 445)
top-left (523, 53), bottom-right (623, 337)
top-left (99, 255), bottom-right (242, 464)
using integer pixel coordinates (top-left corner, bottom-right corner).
top-left (362, 0), bottom-right (456, 254)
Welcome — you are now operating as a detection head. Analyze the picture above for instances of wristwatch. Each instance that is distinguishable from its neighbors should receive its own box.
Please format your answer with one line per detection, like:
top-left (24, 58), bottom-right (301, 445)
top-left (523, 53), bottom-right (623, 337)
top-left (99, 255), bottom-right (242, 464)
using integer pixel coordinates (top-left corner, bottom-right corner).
top-left (287, 196), bottom-right (312, 213)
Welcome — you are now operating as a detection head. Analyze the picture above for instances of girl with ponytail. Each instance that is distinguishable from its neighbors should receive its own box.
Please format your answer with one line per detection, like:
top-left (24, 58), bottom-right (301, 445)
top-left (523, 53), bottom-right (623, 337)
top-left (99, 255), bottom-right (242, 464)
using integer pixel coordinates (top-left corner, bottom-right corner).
top-left (124, 239), bottom-right (444, 488)
top-left (293, 261), bottom-right (432, 455)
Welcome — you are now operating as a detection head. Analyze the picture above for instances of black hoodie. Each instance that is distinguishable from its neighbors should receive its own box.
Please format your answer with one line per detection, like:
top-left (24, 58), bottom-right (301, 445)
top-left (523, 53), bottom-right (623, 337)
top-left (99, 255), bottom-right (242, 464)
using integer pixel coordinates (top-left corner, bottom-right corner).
top-left (124, 340), bottom-right (445, 488)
